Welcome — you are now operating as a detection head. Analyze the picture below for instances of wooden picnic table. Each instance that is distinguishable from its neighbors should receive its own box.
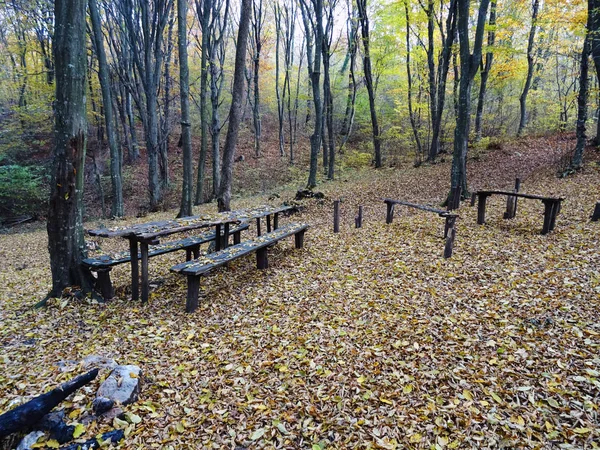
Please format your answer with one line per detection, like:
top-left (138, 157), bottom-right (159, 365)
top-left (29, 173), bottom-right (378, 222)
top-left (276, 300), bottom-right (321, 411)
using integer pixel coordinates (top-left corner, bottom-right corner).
top-left (87, 204), bottom-right (294, 303)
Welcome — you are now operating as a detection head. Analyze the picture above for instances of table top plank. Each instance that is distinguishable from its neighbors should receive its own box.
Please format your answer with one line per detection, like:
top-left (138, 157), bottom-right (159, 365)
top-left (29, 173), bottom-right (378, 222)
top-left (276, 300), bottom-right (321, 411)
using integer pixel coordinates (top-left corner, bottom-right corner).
top-left (382, 198), bottom-right (456, 217)
top-left (87, 204), bottom-right (295, 240)
top-left (475, 190), bottom-right (564, 202)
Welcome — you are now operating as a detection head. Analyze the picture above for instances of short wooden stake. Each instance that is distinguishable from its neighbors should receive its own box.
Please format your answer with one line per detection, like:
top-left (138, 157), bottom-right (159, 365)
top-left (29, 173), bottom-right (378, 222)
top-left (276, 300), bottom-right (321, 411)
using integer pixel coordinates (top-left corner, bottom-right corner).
top-left (477, 194), bottom-right (488, 225)
top-left (385, 202), bottom-right (394, 224)
top-left (355, 206), bottom-right (363, 228)
top-left (591, 202), bottom-right (600, 222)
top-left (333, 200), bottom-right (340, 233)
top-left (295, 230), bottom-right (305, 249)
top-left (444, 227), bottom-right (456, 259)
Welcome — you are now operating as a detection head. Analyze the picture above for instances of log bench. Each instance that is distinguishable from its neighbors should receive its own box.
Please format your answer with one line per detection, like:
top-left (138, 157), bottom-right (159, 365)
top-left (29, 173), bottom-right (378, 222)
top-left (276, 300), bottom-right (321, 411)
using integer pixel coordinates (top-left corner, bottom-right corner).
top-left (473, 190), bottom-right (564, 234)
top-left (83, 222), bottom-right (249, 299)
top-left (170, 222), bottom-right (309, 313)
top-left (383, 198), bottom-right (458, 258)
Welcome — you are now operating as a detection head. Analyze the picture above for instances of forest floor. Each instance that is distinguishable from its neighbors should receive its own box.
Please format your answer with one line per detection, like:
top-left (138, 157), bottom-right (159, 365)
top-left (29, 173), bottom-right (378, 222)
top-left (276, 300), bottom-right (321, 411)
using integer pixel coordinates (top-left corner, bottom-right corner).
top-left (1, 133), bottom-right (600, 449)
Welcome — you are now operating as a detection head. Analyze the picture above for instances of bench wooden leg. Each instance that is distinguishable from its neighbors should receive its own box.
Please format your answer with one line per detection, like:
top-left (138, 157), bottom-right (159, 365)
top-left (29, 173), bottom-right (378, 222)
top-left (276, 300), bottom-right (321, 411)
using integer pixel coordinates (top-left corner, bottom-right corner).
top-left (542, 200), bottom-right (554, 234)
top-left (186, 249), bottom-right (193, 261)
top-left (470, 193), bottom-right (477, 207)
top-left (295, 230), bottom-right (305, 249)
top-left (192, 245), bottom-right (200, 259)
top-left (257, 248), bottom-right (268, 269)
top-left (215, 224), bottom-right (222, 251)
top-left (266, 215), bottom-right (272, 233)
top-left (386, 202), bottom-right (394, 224)
top-left (477, 194), bottom-right (487, 225)
top-left (233, 230), bottom-right (241, 244)
top-left (141, 242), bottom-right (149, 303)
top-left (129, 238), bottom-right (139, 301)
top-left (222, 223), bottom-right (230, 249)
top-left (256, 218), bottom-right (262, 236)
top-left (273, 213), bottom-right (279, 230)
top-left (549, 201), bottom-right (560, 231)
top-left (186, 275), bottom-right (201, 313)
top-left (592, 202), bottom-right (600, 222)
top-left (96, 268), bottom-right (114, 300)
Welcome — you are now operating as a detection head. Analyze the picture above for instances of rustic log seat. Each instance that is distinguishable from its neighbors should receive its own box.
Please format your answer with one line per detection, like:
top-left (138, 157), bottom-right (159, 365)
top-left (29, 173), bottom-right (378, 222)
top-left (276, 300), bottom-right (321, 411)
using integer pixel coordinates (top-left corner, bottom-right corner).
top-left (171, 222), bottom-right (309, 313)
top-left (83, 222), bottom-right (249, 299)
top-left (383, 199), bottom-right (458, 258)
top-left (473, 190), bottom-right (564, 234)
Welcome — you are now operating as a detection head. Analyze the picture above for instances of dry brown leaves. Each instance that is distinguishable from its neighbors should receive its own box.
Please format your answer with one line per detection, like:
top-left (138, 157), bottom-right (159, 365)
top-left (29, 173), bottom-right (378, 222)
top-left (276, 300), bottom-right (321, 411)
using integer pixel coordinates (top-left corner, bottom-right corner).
top-left (1, 135), bottom-right (599, 449)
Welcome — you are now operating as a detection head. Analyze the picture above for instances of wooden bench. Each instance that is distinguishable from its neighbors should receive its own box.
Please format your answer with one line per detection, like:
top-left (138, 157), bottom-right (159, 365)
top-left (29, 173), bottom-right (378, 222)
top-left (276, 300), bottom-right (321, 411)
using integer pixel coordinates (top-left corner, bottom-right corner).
top-left (170, 222), bottom-right (308, 313)
top-left (473, 190), bottom-right (564, 234)
top-left (83, 223), bottom-right (249, 299)
top-left (383, 198), bottom-right (458, 258)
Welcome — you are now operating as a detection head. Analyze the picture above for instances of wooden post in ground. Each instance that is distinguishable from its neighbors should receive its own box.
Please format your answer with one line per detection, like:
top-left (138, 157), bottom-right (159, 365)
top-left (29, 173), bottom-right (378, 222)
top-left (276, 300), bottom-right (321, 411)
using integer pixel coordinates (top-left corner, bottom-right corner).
top-left (140, 242), bottom-right (149, 303)
top-left (385, 201), bottom-right (394, 224)
top-left (504, 178), bottom-right (521, 219)
top-left (355, 206), bottom-right (363, 228)
top-left (591, 202), bottom-right (600, 221)
top-left (129, 238), bottom-right (139, 300)
top-left (477, 194), bottom-right (488, 225)
top-left (444, 227), bottom-right (456, 258)
top-left (541, 200), bottom-right (554, 234)
top-left (333, 200), bottom-right (340, 233)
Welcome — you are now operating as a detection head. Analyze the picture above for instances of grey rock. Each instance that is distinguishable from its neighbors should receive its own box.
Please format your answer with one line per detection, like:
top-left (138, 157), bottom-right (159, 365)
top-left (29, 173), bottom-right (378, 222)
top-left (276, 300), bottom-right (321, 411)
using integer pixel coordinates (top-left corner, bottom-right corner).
top-left (96, 365), bottom-right (142, 405)
top-left (16, 431), bottom-right (44, 450)
top-left (92, 396), bottom-right (114, 415)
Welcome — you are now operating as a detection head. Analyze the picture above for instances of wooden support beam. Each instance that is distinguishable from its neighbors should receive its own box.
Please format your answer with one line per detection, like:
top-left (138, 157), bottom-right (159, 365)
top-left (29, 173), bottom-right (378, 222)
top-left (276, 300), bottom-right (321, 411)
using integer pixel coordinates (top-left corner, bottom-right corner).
top-left (256, 218), bottom-right (262, 236)
top-left (233, 230), bottom-right (241, 244)
top-left (140, 242), bottom-right (149, 303)
top-left (257, 247), bottom-right (268, 269)
top-left (273, 213), bottom-right (279, 230)
top-left (129, 238), bottom-right (139, 301)
top-left (541, 200), bottom-right (554, 235)
top-left (266, 215), bottom-right (272, 233)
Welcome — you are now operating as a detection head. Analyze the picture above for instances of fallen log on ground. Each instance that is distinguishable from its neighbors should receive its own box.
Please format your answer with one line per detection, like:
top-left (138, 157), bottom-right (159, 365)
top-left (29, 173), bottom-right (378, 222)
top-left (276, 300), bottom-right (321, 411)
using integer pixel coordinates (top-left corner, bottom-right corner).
top-left (60, 429), bottom-right (124, 450)
top-left (0, 369), bottom-right (99, 439)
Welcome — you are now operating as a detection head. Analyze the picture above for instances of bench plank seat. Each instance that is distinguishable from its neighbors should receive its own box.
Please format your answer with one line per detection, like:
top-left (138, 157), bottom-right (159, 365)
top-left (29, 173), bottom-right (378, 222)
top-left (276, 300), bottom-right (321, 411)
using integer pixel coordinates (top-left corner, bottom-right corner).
top-left (171, 222), bottom-right (309, 312)
top-left (383, 198), bottom-right (456, 217)
top-left (83, 222), bottom-right (249, 299)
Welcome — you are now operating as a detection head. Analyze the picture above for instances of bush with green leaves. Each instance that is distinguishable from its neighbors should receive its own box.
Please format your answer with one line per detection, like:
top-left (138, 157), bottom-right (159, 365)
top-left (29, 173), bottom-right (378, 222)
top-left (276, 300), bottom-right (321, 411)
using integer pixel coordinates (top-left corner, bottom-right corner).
top-left (0, 164), bottom-right (49, 218)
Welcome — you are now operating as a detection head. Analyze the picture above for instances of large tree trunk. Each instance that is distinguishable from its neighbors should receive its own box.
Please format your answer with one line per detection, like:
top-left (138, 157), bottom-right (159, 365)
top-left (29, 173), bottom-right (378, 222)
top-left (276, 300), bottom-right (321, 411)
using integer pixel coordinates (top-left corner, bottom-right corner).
top-left (300, 0), bottom-right (323, 188)
top-left (89, 0), bottom-right (124, 218)
top-left (450, 0), bottom-right (490, 197)
top-left (405, 0), bottom-right (423, 164)
top-left (217, 0), bottom-right (251, 212)
top-left (339, 2), bottom-right (358, 153)
top-left (46, 0), bottom-right (92, 298)
top-left (177, 0), bottom-right (193, 217)
top-left (357, 0), bottom-right (382, 168)
top-left (518, 0), bottom-right (540, 136)
top-left (590, 0), bottom-right (600, 145)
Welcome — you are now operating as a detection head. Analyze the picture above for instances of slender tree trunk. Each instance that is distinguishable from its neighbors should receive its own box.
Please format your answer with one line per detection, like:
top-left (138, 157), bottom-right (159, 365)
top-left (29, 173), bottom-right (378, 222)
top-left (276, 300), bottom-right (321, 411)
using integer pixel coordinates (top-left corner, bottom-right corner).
top-left (518, 0), bottom-right (540, 136)
top-left (571, 18), bottom-right (591, 170)
top-left (404, 1), bottom-right (423, 164)
top-left (274, 3), bottom-right (284, 158)
top-left (474, 0), bottom-right (496, 142)
top-left (217, 0), bottom-right (251, 211)
top-left (46, 0), bottom-right (93, 299)
top-left (251, 0), bottom-right (263, 158)
top-left (357, 0), bottom-right (381, 168)
top-left (195, 0), bottom-right (212, 204)
top-left (429, 0), bottom-right (457, 161)
top-left (89, 0), bottom-right (123, 218)
top-left (590, 0), bottom-right (600, 145)
top-left (339, 4), bottom-right (358, 153)
top-left (178, 0), bottom-right (193, 217)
